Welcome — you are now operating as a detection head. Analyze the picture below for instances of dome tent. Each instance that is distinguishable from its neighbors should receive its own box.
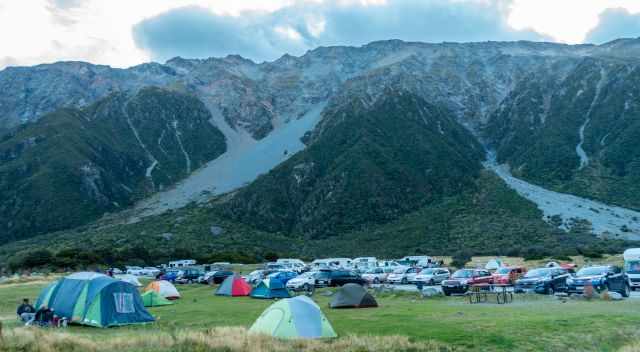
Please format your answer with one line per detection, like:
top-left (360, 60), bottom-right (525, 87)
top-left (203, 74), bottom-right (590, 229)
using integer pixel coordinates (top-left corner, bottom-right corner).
top-left (144, 280), bottom-right (180, 300)
top-left (329, 283), bottom-right (378, 309)
top-left (249, 295), bottom-right (337, 339)
top-left (116, 274), bottom-right (142, 287)
top-left (485, 258), bottom-right (504, 271)
top-left (35, 272), bottom-right (154, 328)
top-left (216, 274), bottom-right (251, 297)
top-left (141, 291), bottom-right (173, 307)
top-left (250, 278), bottom-right (290, 299)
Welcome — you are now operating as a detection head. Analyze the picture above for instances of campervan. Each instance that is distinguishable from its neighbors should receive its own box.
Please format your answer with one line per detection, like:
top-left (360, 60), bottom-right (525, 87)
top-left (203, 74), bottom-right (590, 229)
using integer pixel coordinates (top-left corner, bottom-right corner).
top-left (624, 248), bottom-right (640, 290)
top-left (311, 258), bottom-right (352, 270)
top-left (276, 259), bottom-right (307, 272)
top-left (352, 257), bottom-right (378, 271)
top-left (168, 259), bottom-right (196, 268)
top-left (377, 260), bottom-right (405, 270)
top-left (399, 256), bottom-right (433, 267)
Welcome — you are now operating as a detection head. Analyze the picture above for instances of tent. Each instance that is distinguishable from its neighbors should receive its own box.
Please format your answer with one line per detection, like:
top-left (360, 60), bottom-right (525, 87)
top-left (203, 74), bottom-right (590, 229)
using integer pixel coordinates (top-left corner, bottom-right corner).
top-left (216, 274), bottom-right (251, 297)
top-left (141, 291), bottom-right (173, 307)
top-left (249, 295), bottom-right (337, 339)
top-left (485, 258), bottom-right (504, 271)
top-left (116, 274), bottom-right (142, 287)
top-left (35, 272), bottom-right (154, 328)
top-left (329, 283), bottom-right (378, 309)
top-left (144, 280), bottom-right (180, 300)
top-left (250, 278), bottom-right (291, 299)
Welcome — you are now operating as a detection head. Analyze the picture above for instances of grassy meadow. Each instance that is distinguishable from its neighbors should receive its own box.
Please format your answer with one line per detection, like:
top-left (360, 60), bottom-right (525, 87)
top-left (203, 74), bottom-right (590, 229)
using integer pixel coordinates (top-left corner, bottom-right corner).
top-left (1, 274), bottom-right (640, 352)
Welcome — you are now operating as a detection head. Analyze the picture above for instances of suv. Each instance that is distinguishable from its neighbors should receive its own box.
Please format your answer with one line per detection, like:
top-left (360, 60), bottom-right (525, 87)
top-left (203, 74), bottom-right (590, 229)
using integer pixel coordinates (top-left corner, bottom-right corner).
top-left (442, 269), bottom-right (493, 296)
top-left (327, 270), bottom-right (366, 287)
top-left (492, 266), bottom-right (527, 285)
top-left (286, 271), bottom-right (318, 291)
top-left (175, 268), bottom-right (203, 284)
top-left (567, 265), bottom-right (630, 297)
top-left (414, 268), bottom-right (450, 285)
top-left (515, 267), bottom-right (570, 294)
top-left (387, 267), bottom-right (422, 285)
top-left (361, 267), bottom-right (394, 284)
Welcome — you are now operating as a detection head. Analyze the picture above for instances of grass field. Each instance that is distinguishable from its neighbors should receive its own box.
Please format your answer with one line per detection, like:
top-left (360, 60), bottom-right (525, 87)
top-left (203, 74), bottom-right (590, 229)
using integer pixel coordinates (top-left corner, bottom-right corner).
top-left (1, 278), bottom-right (640, 352)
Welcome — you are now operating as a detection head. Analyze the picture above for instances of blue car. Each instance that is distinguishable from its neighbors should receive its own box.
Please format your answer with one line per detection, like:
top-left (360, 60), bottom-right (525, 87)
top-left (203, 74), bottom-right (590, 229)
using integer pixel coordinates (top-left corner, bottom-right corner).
top-left (514, 267), bottom-right (570, 294)
top-left (267, 271), bottom-right (298, 285)
top-left (567, 265), bottom-right (630, 297)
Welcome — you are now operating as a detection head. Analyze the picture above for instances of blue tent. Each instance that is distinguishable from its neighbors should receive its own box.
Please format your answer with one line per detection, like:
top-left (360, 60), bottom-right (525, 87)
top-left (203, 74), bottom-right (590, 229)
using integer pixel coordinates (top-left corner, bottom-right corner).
top-left (250, 278), bottom-right (291, 299)
top-left (36, 272), bottom-right (154, 328)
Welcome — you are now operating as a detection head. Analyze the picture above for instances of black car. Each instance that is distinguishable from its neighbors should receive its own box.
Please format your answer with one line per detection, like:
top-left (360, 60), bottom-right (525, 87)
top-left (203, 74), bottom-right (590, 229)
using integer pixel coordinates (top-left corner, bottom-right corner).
top-left (175, 268), bottom-right (204, 284)
top-left (567, 265), bottom-right (630, 297)
top-left (326, 270), bottom-right (366, 287)
top-left (515, 267), bottom-right (570, 294)
top-left (207, 270), bottom-right (234, 284)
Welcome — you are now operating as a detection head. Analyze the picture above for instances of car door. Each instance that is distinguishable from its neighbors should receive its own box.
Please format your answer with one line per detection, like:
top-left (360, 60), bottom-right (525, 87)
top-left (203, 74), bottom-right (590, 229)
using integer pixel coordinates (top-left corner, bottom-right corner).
top-left (552, 269), bottom-right (569, 290)
top-left (407, 268), bottom-right (419, 281)
top-left (436, 270), bottom-right (448, 283)
top-left (607, 266), bottom-right (624, 291)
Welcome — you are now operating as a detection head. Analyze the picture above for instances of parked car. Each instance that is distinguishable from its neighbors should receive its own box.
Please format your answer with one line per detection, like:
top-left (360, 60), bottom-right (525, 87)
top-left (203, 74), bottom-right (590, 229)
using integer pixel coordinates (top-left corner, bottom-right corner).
top-left (126, 266), bottom-right (145, 276)
top-left (387, 267), bottom-right (421, 285)
top-left (286, 271), bottom-right (318, 291)
top-left (162, 269), bottom-right (181, 282)
top-left (207, 270), bottom-right (234, 284)
top-left (441, 269), bottom-right (493, 296)
top-left (514, 267), bottom-right (570, 294)
top-left (567, 265), bottom-right (630, 297)
top-left (268, 271), bottom-right (298, 285)
top-left (264, 263), bottom-right (286, 271)
top-left (492, 266), bottom-right (527, 285)
top-left (413, 268), bottom-right (450, 285)
top-left (327, 270), bottom-right (366, 287)
top-left (361, 267), bottom-right (393, 284)
top-left (175, 268), bottom-right (204, 284)
top-left (143, 267), bottom-right (161, 277)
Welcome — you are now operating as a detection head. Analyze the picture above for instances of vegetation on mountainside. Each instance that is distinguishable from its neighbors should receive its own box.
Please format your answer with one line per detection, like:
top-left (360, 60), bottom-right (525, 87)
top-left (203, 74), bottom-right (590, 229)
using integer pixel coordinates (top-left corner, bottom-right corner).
top-left (224, 91), bottom-right (484, 239)
top-left (0, 87), bottom-right (226, 243)
top-left (486, 58), bottom-right (640, 210)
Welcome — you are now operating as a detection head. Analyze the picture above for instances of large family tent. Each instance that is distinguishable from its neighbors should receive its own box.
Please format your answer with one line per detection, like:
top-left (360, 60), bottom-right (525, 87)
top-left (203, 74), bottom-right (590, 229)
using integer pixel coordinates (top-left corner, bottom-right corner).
top-left (141, 291), bottom-right (173, 307)
top-left (249, 296), bottom-right (336, 339)
top-left (35, 272), bottom-right (154, 328)
top-left (250, 278), bottom-right (291, 299)
top-left (144, 280), bottom-right (180, 300)
top-left (329, 283), bottom-right (378, 309)
top-left (216, 274), bottom-right (251, 297)
top-left (116, 274), bottom-right (142, 287)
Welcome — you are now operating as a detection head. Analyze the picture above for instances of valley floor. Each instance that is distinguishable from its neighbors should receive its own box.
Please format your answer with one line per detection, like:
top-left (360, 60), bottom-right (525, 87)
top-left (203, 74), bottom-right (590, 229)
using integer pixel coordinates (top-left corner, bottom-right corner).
top-left (2, 279), bottom-right (640, 352)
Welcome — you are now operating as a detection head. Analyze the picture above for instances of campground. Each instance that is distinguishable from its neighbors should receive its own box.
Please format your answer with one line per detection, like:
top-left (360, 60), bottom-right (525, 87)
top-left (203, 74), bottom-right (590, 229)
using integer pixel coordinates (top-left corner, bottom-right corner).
top-left (2, 279), bottom-right (640, 351)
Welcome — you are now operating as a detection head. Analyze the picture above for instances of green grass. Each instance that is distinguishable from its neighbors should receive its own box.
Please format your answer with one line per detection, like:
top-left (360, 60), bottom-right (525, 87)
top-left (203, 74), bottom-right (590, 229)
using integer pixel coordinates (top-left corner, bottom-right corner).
top-left (1, 280), bottom-right (640, 351)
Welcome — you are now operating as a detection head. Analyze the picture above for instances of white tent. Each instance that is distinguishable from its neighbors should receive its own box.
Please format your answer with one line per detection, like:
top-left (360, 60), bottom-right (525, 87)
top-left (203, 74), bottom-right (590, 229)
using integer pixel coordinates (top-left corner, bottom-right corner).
top-left (485, 258), bottom-right (504, 271)
top-left (545, 261), bottom-right (561, 268)
top-left (144, 280), bottom-right (181, 299)
top-left (116, 274), bottom-right (142, 287)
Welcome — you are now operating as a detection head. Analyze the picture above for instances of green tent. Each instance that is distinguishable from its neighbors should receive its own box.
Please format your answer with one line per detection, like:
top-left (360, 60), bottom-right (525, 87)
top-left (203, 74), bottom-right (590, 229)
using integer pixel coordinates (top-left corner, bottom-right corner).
top-left (35, 272), bottom-right (154, 328)
top-left (249, 296), bottom-right (336, 339)
top-left (141, 290), bottom-right (173, 307)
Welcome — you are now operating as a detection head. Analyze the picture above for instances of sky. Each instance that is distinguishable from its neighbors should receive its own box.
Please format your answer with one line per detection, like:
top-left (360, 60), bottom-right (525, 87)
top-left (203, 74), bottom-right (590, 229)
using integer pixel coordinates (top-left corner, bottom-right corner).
top-left (1, 0), bottom-right (640, 69)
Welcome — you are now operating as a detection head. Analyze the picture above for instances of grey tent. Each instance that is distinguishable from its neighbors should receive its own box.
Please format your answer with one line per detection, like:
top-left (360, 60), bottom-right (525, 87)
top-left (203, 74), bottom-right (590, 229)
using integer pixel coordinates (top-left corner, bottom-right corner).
top-left (329, 283), bottom-right (378, 309)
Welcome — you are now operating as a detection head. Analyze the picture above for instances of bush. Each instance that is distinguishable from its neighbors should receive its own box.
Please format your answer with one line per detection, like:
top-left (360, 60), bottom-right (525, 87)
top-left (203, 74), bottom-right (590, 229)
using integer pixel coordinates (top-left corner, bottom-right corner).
top-left (450, 250), bottom-right (472, 268)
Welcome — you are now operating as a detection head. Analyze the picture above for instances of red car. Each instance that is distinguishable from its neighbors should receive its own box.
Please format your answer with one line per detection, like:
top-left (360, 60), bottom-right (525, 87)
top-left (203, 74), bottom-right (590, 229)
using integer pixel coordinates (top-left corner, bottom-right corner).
top-left (442, 269), bottom-right (493, 296)
top-left (491, 266), bottom-right (527, 285)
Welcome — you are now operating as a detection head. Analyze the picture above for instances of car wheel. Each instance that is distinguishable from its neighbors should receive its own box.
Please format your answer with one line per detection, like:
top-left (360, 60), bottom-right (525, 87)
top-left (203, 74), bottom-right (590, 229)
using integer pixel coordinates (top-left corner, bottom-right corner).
top-left (547, 286), bottom-right (555, 295)
top-left (374, 278), bottom-right (380, 284)
top-left (443, 290), bottom-right (451, 297)
top-left (429, 279), bottom-right (435, 286)
top-left (622, 284), bottom-right (631, 298)
top-left (401, 277), bottom-right (408, 285)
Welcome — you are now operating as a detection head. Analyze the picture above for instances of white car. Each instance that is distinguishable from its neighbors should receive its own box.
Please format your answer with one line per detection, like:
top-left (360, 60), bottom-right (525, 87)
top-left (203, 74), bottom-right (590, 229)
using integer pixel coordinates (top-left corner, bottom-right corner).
top-left (126, 266), bottom-right (145, 276)
top-left (361, 267), bottom-right (394, 284)
top-left (413, 268), bottom-right (450, 285)
top-left (286, 271), bottom-right (317, 291)
top-left (143, 267), bottom-right (161, 277)
top-left (387, 267), bottom-right (421, 284)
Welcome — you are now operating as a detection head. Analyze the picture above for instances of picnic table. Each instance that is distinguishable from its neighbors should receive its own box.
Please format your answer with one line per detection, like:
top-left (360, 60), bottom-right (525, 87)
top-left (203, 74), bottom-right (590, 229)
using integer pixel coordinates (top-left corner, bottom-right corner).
top-left (468, 284), bottom-right (513, 304)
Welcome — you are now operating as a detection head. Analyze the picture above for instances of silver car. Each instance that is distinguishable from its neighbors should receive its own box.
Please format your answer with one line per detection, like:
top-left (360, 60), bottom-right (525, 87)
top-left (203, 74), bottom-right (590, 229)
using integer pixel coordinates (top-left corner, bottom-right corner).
top-left (414, 268), bottom-right (450, 285)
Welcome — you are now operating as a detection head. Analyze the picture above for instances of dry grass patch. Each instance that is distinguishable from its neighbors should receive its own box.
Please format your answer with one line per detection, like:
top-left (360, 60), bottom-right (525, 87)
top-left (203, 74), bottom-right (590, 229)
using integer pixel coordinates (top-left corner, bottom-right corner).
top-left (0, 326), bottom-right (456, 352)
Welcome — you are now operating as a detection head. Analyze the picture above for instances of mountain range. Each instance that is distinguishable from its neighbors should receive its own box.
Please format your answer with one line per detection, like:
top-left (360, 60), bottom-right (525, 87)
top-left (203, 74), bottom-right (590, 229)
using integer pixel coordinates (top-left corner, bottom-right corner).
top-left (2, 38), bottom-right (640, 267)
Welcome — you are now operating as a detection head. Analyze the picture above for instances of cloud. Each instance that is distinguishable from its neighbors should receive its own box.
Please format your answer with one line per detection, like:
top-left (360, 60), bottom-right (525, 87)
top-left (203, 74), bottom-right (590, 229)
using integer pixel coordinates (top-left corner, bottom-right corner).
top-left (133, 0), bottom-right (547, 63)
top-left (585, 8), bottom-right (640, 44)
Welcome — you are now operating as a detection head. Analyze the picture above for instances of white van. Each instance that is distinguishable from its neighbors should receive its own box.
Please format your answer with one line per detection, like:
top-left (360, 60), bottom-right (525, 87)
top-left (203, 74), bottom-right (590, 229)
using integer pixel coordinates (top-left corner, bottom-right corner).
top-left (624, 248), bottom-right (640, 290)
top-left (352, 257), bottom-right (378, 270)
top-left (276, 258), bottom-right (307, 272)
top-left (311, 258), bottom-right (352, 270)
top-left (377, 260), bottom-right (405, 270)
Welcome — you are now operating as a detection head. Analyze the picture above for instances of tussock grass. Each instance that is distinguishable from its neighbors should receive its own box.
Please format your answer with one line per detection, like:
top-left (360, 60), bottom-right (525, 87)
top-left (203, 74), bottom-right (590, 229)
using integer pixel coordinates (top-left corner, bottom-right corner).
top-left (0, 326), bottom-right (455, 352)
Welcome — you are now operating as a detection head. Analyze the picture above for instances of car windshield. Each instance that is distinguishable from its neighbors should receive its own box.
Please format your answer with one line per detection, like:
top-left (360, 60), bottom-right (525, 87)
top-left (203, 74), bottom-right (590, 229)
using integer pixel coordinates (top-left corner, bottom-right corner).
top-left (625, 261), bottom-right (640, 274)
top-left (297, 272), bottom-right (315, 278)
top-left (420, 268), bottom-right (435, 275)
top-left (577, 267), bottom-right (607, 276)
top-left (365, 268), bottom-right (380, 274)
top-left (452, 270), bottom-right (473, 278)
top-left (393, 268), bottom-right (406, 274)
top-left (496, 268), bottom-right (512, 275)
top-left (524, 268), bottom-right (552, 278)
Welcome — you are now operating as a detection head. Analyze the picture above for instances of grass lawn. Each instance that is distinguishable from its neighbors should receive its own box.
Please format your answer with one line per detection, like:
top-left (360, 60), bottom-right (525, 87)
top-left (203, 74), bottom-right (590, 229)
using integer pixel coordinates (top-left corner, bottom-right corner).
top-left (1, 279), bottom-right (640, 351)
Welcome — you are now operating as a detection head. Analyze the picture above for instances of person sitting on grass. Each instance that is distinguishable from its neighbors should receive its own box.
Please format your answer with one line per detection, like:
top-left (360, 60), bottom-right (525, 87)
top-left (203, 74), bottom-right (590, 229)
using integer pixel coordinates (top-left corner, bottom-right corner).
top-left (31, 306), bottom-right (54, 327)
top-left (17, 298), bottom-right (35, 323)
